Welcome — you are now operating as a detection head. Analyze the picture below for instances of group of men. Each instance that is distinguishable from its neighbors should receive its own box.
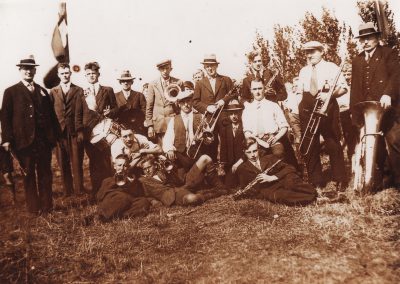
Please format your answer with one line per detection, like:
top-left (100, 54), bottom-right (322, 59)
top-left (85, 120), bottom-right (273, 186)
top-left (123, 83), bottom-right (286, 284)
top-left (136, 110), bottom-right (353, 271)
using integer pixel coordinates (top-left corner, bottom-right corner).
top-left (1, 22), bottom-right (399, 221)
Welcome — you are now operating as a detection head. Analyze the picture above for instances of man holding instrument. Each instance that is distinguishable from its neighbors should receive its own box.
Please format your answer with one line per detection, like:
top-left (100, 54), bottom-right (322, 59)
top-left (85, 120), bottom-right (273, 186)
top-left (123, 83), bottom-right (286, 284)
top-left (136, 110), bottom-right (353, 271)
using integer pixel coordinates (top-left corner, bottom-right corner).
top-left (235, 137), bottom-right (316, 205)
top-left (350, 23), bottom-right (400, 189)
top-left (297, 41), bottom-right (348, 188)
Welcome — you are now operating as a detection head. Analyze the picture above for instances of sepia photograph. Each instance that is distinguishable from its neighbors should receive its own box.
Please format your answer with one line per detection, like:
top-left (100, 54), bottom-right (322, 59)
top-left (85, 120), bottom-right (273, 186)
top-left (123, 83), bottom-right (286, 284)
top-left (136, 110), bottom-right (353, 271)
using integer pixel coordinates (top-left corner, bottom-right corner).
top-left (0, 0), bottom-right (399, 282)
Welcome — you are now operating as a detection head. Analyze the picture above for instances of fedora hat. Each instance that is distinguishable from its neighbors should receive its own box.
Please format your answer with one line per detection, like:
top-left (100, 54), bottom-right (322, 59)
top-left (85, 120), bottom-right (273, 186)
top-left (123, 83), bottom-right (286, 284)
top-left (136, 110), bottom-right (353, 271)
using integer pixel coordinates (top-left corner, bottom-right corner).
top-left (302, 41), bottom-right (324, 51)
top-left (16, 55), bottom-right (39, 67)
top-left (355, 22), bottom-right (381, 38)
top-left (118, 70), bottom-right (135, 81)
top-left (224, 99), bottom-right (243, 111)
top-left (201, 54), bottom-right (220, 65)
top-left (176, 89), bottom-right (194, 101)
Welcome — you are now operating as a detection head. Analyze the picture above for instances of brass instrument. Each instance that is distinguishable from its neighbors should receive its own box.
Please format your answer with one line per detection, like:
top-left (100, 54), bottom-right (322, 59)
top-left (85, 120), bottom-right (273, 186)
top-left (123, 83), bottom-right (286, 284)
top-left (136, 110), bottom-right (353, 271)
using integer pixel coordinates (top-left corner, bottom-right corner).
top-left (232, 159), bottom-right (283, 200)
top-left (265, 69), bottom-right (279, 89)
top-left (299, 62), bottom-right (345, 156)
top-left (352, 101), bottom-right (384, 194)
top-left (164, 83), bottom-right (182, 103)
top-left (156, 155), bottom-right (174, 172)
top-left (187, 84), bottom-right (241, 160)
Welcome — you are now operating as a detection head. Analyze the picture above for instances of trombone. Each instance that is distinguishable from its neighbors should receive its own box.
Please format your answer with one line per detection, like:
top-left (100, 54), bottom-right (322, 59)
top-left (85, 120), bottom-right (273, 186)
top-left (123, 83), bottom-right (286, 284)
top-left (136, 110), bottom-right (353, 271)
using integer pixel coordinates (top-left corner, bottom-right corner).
top-left (299, 62), bottom-right (345, 156)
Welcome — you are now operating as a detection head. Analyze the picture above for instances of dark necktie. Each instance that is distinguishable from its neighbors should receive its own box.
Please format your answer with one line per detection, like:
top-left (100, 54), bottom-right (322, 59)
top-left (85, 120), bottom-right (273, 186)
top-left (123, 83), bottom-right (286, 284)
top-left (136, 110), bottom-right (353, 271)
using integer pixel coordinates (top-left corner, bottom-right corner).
top-left (310, 65), bottom-right (318, 96)
top-left (27, 82), bottom-right (34, 93)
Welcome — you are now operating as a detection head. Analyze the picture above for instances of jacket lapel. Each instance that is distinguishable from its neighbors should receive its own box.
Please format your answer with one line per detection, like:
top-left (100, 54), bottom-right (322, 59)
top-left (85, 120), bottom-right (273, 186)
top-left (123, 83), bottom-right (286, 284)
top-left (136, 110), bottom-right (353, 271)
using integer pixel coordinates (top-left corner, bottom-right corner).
top-left (155, 78), bottom-right (168, 105)
top-left (95, 85), bottom-right (106, 107)
top-left (115, 91), bottom-right (127, 106)
top-left (214, 75), bottom-right (222, 96)
top-left (203, 77), bottom-right (214, 95)
top-left (17, 81), bottom-right (34, 103)
top-left (369, 47), bottom-right (382, 80)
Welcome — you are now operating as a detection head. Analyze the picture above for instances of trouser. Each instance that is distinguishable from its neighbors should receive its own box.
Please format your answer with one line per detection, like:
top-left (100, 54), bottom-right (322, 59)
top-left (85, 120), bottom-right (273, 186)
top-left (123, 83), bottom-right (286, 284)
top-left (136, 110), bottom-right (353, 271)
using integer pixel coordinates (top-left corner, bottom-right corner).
top-left (84, 140), bottom-right (112, 198)
top-left (259, 135), bottom-right (299, 171)
top-left (97, 191), bottom-right (150, 221)
top-left (299, 93), bottom-right (346, 185)
top-left (386, 120), bottom-right (400, 186)
top-left (55, 130), bottom-right (84, 195)
top-left (0, 147), bottom-right (13, 173)
top-left (287, 112), bottom-right (302, 144)
top-left (16, 140), bottom-right (53, 213)
top-left (339, 110), bottom-right (358, 160)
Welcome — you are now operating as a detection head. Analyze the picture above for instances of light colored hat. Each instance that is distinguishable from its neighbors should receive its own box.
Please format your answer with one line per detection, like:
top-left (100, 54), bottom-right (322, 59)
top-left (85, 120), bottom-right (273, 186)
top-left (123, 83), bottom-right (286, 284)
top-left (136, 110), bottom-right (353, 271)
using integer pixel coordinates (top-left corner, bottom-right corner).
top-left (118, 70), bottom-right (135, 81)
top-left (302, 41), bottom-right (324, 51)
top-left (156, 59), bottom-right (171, 68)
top-left (201, 54), bottom-right (220, 65)
top-left (16, 55), bottom-right (39, 67)
top-left (176, 89), bottom-right (194, 101)
top-left (355, 22), bottom-right (381, 38)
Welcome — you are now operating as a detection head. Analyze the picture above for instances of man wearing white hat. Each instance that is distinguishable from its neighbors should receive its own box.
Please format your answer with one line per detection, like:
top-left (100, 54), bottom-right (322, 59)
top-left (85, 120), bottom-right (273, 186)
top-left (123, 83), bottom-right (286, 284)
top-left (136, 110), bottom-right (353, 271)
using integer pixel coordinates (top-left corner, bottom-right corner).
top-left (115, 70), bottom-right (146, 135)
top-left (350, 22), bottom-right (400, 189)
top-left (296, 41), bottom-right (348, 188)
top-left (1, 55), bottom-right (60, 214)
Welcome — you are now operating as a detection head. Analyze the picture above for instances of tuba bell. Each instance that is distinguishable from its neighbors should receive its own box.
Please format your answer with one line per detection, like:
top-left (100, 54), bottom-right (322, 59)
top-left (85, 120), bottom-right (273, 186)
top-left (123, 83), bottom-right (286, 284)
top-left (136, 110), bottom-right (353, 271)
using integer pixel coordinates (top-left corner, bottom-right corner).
top-left (352, 101), bottom-right (385, 194)
top-left (164, 83), bottom-right (182, 103)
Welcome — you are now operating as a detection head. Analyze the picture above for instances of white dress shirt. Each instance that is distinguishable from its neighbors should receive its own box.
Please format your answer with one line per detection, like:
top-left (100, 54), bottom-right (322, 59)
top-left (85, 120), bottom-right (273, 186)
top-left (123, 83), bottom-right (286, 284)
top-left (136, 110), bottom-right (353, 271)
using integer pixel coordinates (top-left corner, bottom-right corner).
top-left (111, 134), bottom-right (157, 161)
top-left (122, 89), bottom-right (131, 101)
top-left (60, 82), bottom-right (71, 94)
top-left (242, 98), bottom-right (289, 137)
top-left (207, 76), bottom-right (216, 94)
top-left (84, 82), bottom-right (100, 111)
top-left (163, 111), bottom-right (194, 153)
top-left (297, 59), bottom-right (348, 94)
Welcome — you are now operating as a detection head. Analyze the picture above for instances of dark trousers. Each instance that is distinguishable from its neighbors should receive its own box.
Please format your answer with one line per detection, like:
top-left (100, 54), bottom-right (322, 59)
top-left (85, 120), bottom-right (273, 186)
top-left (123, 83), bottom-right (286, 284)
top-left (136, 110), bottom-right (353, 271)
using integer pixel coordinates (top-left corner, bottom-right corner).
top-left (16, 141), bottom-right (53, 213)
top-left (340, 110), bottom-right (358, 159)
top-left (0, 147), bottom-right (13, 173)
top-left (299, 93), bottom-right (346, 185)
top-left (386, 120), bottom-right (400, 185)
top-left (84, 140), bottom-right (112, 198)
top-left (55, 130), bottom-right (84, 195)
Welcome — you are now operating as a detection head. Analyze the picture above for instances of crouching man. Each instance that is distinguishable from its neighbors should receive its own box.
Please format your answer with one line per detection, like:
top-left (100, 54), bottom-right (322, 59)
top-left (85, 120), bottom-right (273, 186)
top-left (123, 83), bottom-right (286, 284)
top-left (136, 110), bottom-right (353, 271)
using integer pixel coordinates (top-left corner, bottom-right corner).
top-left (89, 154), bottom-right (150, 223)
top-left (139, 154), bottom-right (226, 207)
top-left (236, 137), bottom-right (317, 205)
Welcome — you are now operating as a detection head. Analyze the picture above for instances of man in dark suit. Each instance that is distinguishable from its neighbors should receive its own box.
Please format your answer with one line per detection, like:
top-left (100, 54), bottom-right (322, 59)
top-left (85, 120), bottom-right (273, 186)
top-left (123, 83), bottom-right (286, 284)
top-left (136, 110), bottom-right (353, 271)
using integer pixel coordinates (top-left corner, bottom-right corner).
top-left (1, 55), bottom-right (60, 214)
top-left (193, 54), bottom-right (235, 160)
top-left (75, 62), bottom-right (118, 199)
top-left (50, 63), bottom-right (84, 196)
top-left (241, 51), bottom-right (287, 103)
top-left (350, 22), bottom-right (400, 189)
top-left (236, 137), bottom-right (317, 205)
top-left (114, 70), bottom-right (146, 135)
top-left (145, 60), bottom-right (183, 145)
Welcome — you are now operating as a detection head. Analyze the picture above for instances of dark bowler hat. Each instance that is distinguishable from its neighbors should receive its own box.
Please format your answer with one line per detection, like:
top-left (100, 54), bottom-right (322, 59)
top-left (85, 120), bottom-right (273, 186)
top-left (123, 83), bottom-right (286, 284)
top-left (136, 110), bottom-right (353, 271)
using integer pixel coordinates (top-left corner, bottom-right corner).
top-left (118, 70), bottom-right (135, 81)
top-left (302, 41), bottom-right (324, 51)
top-left (355, 22), bottom-right (381, 38)
top-left (201, 54), bottom-right (220, 65)
top-left (16, 55), bottom-right (39, 67)
top-left (224, 99), bottom-right (243, 111)
top-left (156, 59), bottom-right (171, 68)
top-left (183, 81), bottom-right (194, 90)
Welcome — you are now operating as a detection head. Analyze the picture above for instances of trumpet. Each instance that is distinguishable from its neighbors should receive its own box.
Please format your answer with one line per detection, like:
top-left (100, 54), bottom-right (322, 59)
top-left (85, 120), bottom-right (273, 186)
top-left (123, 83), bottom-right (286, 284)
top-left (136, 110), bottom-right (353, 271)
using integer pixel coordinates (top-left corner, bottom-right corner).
top-left (164, 83), bottom-right (182, 103)
top-left (299, 62), bottom-right (345, 156)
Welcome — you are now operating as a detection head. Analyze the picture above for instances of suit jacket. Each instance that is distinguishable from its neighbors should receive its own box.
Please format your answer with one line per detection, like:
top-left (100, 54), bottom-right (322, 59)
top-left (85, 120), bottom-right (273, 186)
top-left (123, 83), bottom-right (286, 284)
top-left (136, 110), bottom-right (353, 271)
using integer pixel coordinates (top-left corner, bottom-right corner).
top-left (241, 69), bottom-right (287, 103)
top-left (236, 154), bottom-right (296, 191)
top-left (115, 90), bottom-right (146, 131)
top-left (139, 175), bottom-right (180, 206)
top-left (145, 76), bottom-right (182, 133)
top-left (50, 83), bottom-right (83, 135)
top-left (193, 74), bottom-right (234, 114)
top-left (96, 176), bottom-right (144, 202)
top-left (219, 119), bottom-right (245, 166)
top-left (1, 81), bottom-right (60, 150)
top-left (350, 45), bottom-right (400, 112)
top-left (75, 85), bottom-right (118, 136)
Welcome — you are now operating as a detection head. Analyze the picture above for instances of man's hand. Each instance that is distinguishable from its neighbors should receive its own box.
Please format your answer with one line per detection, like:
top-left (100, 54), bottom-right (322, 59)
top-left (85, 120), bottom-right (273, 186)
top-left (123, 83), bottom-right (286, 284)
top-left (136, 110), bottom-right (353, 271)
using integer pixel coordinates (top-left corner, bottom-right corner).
top-left (148, 126), bottom-right (155, 138)
top-left (380, 95), bottom-right (391, 109)
top-left (103, 105), bottom-right (111, 116)
top-left (232, 159), bottom-right (244, 173)
top-left (266, 135), bottom-right (277, 146)
top-left (255, 173), bottom-right (278, 183)
top-left (216, 99), bottom-right (225, 108)
top-left (206, 104), bottom-right (217, 114)
top-left (2, 142), bottom-right (10, 152)
top-left (166, 150), bottom-right (176, 161)
top-left (265, 87), bottom-right (276, 96)
top-left (77, 132), bottom-right (84, 143)
top-left (316, 92), bottom-right (329, 102)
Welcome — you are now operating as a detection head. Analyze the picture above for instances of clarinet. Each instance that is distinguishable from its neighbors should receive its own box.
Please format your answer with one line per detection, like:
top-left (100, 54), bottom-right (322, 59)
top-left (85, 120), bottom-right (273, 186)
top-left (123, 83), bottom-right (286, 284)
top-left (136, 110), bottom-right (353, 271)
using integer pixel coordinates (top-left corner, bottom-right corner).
top-left (232, 159), bottom-right (283, 200)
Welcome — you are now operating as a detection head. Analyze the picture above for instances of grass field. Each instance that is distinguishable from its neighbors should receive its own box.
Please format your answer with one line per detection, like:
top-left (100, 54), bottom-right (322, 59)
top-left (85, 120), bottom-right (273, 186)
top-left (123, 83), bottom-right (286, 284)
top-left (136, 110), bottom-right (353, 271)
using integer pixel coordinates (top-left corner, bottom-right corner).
top-left (0, 158), bottom-right (399, 283)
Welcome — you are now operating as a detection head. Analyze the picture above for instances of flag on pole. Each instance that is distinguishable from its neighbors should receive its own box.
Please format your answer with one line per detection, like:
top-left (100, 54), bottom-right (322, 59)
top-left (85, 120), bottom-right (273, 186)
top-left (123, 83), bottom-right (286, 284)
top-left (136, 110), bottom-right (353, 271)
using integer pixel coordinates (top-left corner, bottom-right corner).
top-left (44, 2), bottom-right (69, 89)
top-left (374, 0), bottom-right (390, 45)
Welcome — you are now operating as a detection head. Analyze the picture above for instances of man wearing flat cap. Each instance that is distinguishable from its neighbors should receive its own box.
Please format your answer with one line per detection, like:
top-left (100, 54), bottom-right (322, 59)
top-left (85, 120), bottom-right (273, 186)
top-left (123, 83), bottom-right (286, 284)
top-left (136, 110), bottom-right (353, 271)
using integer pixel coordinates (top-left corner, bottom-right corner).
top-left (115, 70), bottom-right (146, 135)
top-left (193, 54), bottom-right (235, 161)
top-left (145, 59), bottom-right (183, 145)
top-left (350, 22), bottom-right (400, 189)
top-left (296, 41), bottom-right (348, 189)
top-left (1, 55), bottom-right (61, 214)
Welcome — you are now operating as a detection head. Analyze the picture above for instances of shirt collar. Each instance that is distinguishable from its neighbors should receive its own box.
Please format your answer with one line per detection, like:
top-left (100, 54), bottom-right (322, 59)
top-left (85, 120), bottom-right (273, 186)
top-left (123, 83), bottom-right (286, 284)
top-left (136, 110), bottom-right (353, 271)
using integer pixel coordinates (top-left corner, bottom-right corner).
top-left (61, 82), bottom-right (71, 89)
top-left (366, 47), bottom-right (377, 58)
top-left (181, 111), bottom-right (193, 118)
top-left (21, 80), bottom-right (34, 87)
top-left (311, 59), bottom-right (325, 68)
top-left (122, 89), bottom-right (131, 97)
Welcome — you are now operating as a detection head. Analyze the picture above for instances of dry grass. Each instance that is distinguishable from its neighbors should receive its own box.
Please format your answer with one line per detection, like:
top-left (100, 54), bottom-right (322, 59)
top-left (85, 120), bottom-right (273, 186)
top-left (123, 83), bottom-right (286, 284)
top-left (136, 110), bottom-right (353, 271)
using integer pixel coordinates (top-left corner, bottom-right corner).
top-left (0, 157), bottom-right (399, 283)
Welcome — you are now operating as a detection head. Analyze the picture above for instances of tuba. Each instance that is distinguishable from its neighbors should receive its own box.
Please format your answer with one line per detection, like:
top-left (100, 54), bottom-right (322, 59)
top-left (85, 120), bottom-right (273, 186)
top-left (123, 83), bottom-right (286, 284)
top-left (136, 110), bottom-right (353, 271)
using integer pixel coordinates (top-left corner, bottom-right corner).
top-left (164, 83), bottom-right (182, 103)
top-left (352, 101), bottom-right (384, 194)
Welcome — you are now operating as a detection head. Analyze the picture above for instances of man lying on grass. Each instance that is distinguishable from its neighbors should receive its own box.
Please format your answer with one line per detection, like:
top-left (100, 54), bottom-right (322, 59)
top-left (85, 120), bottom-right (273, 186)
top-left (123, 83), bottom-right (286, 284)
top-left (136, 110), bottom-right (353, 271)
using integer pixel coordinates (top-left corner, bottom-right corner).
top-left (235, 137), bottom-right (317, 205)
top-left (84, 154), bottom-right (150, 224)
top-left (138, 154), bottom-right (227, 207)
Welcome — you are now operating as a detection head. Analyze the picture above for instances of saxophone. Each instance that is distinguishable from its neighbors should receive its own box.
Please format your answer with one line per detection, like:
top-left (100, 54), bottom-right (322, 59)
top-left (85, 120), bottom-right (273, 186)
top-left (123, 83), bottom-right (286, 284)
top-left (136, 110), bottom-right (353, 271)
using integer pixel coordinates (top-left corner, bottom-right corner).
top-left (232, 159), bottom-right (283, 200)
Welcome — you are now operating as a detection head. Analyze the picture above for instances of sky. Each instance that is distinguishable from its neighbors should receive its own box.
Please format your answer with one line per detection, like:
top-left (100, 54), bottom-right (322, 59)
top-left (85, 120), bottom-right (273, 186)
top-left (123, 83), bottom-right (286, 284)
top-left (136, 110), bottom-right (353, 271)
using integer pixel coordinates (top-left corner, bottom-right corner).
top-left (0, 0), bottom-right (399, 97)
